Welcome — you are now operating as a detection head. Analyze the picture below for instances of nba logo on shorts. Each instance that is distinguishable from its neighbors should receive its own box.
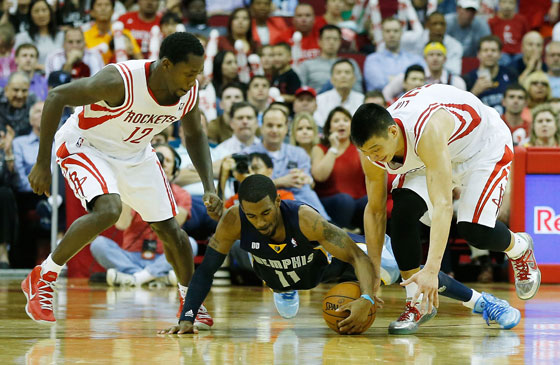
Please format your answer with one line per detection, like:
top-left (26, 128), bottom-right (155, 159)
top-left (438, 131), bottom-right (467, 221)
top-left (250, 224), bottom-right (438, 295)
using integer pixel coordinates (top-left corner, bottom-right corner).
top-left (76, 137), bottom-right (84, 148)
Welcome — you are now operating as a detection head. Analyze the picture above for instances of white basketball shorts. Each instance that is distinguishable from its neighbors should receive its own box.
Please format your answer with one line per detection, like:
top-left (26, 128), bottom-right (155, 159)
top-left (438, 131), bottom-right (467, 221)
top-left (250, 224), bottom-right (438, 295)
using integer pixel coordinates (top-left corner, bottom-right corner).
top-left (392, 121), bottom-right (514, 228)
top-left (54, 128), bottom-right (178, 222)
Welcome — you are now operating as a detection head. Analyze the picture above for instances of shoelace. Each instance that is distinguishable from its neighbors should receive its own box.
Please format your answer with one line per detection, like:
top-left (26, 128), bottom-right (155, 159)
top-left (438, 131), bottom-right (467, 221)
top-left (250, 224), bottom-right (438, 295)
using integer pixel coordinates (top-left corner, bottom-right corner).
top-left (512, 253), bottom-right (531, 281)
top-left (37, 279), bottom-right (56, 310)
top-left (482, 298), bottom-right (509, 326)
top-left (397, 303), bottom-right (421, 322)
top-left (280, 291), bottom-right (297, 300)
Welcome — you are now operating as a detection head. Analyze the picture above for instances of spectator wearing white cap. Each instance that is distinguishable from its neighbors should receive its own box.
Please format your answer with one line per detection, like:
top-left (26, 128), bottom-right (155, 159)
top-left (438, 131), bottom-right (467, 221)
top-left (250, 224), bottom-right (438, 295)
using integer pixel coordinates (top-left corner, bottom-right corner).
top-left (445, 0), bottom-right (491, 57)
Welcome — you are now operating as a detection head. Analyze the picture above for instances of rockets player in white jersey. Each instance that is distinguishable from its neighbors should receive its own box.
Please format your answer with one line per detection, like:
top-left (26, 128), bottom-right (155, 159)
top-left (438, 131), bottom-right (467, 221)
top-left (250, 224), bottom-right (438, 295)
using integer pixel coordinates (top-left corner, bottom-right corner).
top-left (22, 32), bottom-right (222, 326)
top-left (351, 84), bottom-right (541, 335)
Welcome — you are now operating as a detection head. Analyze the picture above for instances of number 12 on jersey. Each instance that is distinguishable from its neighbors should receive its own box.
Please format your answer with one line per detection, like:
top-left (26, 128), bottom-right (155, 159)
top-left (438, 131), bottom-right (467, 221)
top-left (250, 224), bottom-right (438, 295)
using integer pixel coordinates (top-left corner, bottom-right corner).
top-left (123, 127), bottom-right (154, 143)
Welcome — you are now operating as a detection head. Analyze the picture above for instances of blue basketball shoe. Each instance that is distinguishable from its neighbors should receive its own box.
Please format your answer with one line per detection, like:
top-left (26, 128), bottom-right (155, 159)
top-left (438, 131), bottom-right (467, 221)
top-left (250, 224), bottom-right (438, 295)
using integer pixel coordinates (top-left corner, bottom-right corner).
top-left (473, 292), bottom-right (521, 329)
top-left (273, 290), bottom-right (299, 319)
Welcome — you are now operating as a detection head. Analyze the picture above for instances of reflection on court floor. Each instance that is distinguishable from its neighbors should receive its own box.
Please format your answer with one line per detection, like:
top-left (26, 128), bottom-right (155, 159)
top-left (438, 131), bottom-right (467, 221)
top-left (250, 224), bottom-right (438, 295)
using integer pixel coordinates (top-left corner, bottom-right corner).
top-left (1, 279), bottom-right (559, 364)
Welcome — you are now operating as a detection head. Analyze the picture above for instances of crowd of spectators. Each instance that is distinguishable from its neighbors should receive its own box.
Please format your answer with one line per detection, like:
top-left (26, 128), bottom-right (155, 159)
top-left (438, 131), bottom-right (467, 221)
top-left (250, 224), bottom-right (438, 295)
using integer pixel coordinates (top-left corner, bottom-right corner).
top-left (1, 0), bottom-right (559, 285)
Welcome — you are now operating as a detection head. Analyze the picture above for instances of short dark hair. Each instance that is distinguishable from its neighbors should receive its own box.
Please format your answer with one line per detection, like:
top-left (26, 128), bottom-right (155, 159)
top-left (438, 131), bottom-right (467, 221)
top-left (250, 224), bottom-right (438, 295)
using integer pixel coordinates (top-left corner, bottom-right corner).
top-left (331, 58), bottom-right (354, 74)
top-left (319, 24), bottom-right (341, 38)
top-left (238, 174), bottom-right (277, 204)
top-left (92, 0), bottom-right (115, 9)
top-left (160, 11), bottom-right (182, 26)
top-left (230, 101), bottom-right (258, 119)
top-left (365, 90), bottom-right (385, 101)
top-left (248, 75), bottom-right (270, 89)
top-left (249, 152), bottom-right (274, 168)
top-left (504, 83), bottom-right (528, 99)
top-left (274, 42), bottom-right (291, 53)
top-left (322, 106), bottom-right (352, 147)
top-left (404, 64), bottom-right (425, 81)
top-left (478, 34), bottom-right (502, 52)
top-left (351, 103), bottom-right (396, 146)
top-left (159, 32), bottom-right (204, 64)
top-left (220, 81), bottom-right (246, 100)
top-left (262, 105), bottom-right (288, 125)
top-left (15, 43), bottom-right (38, 57)
top-left (427, 11), bottom-right (444, 22)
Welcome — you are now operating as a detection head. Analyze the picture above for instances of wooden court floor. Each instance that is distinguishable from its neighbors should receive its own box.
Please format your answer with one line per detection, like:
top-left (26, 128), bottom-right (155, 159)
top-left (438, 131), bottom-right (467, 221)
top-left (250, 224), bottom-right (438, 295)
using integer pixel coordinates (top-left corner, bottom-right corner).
top-left (1, 278), bottom-right (559, 364)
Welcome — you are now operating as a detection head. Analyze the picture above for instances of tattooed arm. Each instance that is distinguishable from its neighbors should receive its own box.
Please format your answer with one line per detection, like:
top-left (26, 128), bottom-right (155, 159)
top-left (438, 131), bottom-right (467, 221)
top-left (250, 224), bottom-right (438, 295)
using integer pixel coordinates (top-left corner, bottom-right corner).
top-left (299, 205), bottom-right (378, 334)
top-left (298, 205), bottom-right (376, 299)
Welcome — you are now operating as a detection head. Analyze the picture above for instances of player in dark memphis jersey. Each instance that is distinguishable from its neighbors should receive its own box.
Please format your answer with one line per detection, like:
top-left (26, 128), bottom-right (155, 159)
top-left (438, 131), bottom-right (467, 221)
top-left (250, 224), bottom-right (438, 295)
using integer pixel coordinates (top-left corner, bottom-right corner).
top-left (159, 175), bottom-right (521, 335)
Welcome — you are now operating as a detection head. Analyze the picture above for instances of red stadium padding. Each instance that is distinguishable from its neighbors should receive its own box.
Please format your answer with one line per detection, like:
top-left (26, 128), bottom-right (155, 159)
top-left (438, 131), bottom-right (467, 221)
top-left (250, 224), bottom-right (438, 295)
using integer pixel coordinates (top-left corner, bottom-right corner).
top-left (510, 146), bottom-right (560, 283)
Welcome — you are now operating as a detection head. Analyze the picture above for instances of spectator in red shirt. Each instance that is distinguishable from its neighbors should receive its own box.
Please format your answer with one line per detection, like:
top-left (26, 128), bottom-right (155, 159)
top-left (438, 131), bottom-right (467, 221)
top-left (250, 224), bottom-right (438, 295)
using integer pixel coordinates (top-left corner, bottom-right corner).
top-left (501, 83), bottom-right (532, 145)
top-left (311, 106), bottom-right (367, 231)
top-left (250, 0), bottom-right (288, 46)
top-left (89, 143), bottom-right (198, 287)
top-left (218, 7), bottom-right (259, 54)
top-left (118, 0), bottom-right (162, 58)
top-left (489, 0), bottom-right (530, 66)
top-left (276, 3), bottom-right (326, 63)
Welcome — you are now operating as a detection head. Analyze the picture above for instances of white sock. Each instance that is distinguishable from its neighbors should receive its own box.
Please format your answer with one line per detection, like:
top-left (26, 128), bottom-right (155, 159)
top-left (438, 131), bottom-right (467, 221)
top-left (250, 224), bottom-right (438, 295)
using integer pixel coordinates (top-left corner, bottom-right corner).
top-left (41, 254), bottom-right (63, 275)
top-left (463, 289), bottom-right (481, 309)
top-left (506, 233), bottom-right (528, 259)
top-left (133, 269), bottom-right (155, 285)
top-left (178, 284), bottom-right (188, 298)
top-left (404, 280), bottom-right (423, 303)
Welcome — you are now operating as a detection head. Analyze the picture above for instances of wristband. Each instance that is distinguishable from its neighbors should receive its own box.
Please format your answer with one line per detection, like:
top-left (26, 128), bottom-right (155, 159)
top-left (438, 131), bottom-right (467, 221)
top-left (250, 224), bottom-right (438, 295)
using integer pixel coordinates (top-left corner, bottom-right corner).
top-left (328, 147), bottom-right (339, 155)
top-left (360, 294), bottom-right (375, 305)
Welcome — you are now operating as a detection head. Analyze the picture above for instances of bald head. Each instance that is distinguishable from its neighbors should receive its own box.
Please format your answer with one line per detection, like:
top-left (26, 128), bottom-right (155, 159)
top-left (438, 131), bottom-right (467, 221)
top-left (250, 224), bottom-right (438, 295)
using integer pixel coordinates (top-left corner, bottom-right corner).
top-left (5, 71), bottom-right (30, 109)
top-left (546, 41), bottom-right (560, 74)
top-left (522, 31), bottom-right (543, 59)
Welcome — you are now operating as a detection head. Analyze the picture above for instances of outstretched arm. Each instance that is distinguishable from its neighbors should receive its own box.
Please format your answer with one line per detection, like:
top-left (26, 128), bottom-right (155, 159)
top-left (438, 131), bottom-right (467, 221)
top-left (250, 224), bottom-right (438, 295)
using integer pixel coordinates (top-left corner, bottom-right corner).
top-left (180, 101), bottom-right (223, 220)
top-left (299, 205), bottom-right (378, 334)
top-left (158, 207), bottom-right (241, 334)
top-left (29, 65), bottom-right (125, 196)
top-left (360, 154), bottom-right (388, 295)
top-left (402, 108), bottom-right (454, 314)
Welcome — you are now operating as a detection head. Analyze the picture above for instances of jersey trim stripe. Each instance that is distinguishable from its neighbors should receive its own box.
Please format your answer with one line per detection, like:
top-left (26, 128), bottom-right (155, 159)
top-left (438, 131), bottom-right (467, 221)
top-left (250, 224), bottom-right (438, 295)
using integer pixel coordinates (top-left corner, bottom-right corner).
top-left (77, 153), bottom-right (110, 193)
top-left (87, 64), bottom-right (132, 114)
top-left (447, 104), bottom-right (482, 144)
top-left (181, 80), bottom-right (199, 119)
top-left (394, 118), bottom-right (408, 165)
top-left (144, 61), bottom-right (181, 106)
top-left (414, 103), bottom-right (442, 154)
top-left (472, 145), bottom-right (513, 223)
top-left (60, 156), bottom-right (109, 194)
top-left (78, 64), bottom-right (135, 129)
top-left (155, 157), bottom-right (177, 216)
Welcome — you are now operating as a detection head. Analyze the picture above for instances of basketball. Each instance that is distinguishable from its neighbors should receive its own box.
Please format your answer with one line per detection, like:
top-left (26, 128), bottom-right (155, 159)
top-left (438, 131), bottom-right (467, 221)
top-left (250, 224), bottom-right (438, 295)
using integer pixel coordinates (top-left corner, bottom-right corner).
top-left (322, 282), bottom-right (376, 334)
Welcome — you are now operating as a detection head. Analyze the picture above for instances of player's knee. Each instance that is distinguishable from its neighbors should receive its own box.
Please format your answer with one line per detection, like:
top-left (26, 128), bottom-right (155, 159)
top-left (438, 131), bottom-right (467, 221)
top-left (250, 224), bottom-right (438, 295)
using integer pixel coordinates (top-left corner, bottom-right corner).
top-left (93, 194), bottom-right (122, 226)
top-left (152, 219), bottom-right (183, 244)
top-left (457, 222), bottom-right (488, 248)
top-left (391, 189), bottom-right (427, 224)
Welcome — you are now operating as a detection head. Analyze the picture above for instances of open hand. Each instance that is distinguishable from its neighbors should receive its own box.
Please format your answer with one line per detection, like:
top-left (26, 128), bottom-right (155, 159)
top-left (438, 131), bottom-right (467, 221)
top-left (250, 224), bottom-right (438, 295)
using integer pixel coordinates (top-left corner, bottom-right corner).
top-left (158, 321), bottom-right (197, 335)
top-left (336, 297), bottom-right (373, 335)
top-left (401, 267), bottom-right (439, 314)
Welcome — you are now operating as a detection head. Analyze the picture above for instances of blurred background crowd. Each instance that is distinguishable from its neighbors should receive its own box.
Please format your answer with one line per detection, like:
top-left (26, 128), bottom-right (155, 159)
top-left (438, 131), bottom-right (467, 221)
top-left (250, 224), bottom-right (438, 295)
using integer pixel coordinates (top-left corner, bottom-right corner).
top-left (1, 0), bottom-right (559, 287)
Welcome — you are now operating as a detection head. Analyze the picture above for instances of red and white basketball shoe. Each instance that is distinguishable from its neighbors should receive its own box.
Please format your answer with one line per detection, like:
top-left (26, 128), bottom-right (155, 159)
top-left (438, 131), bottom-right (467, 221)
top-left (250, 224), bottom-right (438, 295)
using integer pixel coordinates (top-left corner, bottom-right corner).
top-left (509, 233), bottom-right (541, 300)
top-left (176, 289), bottom-right (214, 330)
top-left (21, 265), bottom-right (58, 324)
